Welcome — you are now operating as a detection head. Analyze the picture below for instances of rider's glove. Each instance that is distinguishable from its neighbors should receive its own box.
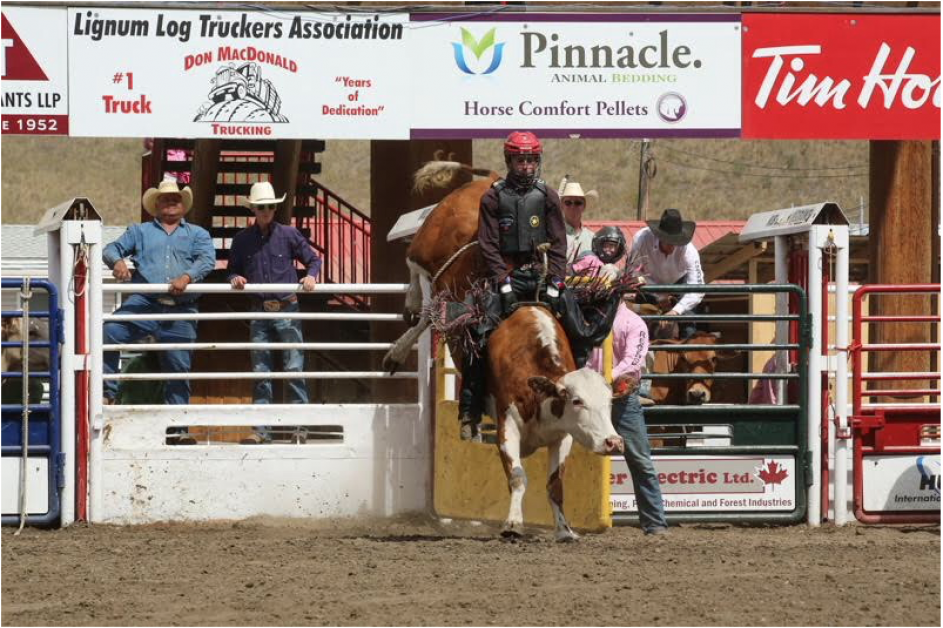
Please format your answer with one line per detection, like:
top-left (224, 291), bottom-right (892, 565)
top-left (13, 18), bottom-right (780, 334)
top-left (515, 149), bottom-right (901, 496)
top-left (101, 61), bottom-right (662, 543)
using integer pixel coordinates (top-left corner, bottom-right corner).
top-left (499, 280), bottom-right (518, 317)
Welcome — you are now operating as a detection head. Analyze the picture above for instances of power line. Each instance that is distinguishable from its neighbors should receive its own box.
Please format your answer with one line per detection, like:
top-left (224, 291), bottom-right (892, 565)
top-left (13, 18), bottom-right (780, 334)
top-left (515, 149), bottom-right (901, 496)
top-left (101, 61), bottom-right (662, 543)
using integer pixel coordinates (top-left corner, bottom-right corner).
top-left (656, 154), bottom-right (868, 179)
top-left (657, 144), bottom-right (867, 173)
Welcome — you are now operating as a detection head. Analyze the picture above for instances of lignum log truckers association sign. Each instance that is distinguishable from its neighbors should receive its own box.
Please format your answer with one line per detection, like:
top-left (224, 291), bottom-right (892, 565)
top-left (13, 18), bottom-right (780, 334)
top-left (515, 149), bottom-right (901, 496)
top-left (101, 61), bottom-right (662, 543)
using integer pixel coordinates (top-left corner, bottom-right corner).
top-left (67, 8), bottom-right (411, 139)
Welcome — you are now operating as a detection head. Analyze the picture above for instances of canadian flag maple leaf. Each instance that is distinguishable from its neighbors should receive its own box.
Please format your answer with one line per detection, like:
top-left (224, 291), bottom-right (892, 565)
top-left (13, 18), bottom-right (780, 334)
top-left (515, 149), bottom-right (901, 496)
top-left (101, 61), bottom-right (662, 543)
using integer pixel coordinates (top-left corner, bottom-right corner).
top-left (758, 461), bottom-right (789, 485)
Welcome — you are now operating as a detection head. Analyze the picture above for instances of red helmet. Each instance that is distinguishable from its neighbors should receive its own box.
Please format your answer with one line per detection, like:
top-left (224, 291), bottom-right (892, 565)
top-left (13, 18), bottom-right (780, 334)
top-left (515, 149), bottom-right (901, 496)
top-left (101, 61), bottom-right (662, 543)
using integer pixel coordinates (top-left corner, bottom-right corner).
top-left (504, 131), bottom-right (542, 156)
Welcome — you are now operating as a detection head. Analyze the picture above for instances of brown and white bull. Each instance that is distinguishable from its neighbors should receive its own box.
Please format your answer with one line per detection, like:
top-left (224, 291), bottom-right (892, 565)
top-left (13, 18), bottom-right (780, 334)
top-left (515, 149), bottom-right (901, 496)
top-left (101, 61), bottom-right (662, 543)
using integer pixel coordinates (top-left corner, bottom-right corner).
top-left (649, 331), bottom-right (737, 405)
top-left (487, 305), bottom-right (623, 542)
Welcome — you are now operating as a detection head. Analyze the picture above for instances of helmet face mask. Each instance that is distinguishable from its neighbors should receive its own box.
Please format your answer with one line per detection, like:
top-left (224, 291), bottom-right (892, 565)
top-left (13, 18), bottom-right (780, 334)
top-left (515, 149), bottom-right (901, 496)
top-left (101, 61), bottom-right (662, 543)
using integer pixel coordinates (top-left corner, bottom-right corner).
top-left (504, 131), bottom-right (542, 188)
top-left (592, 226), bottom-right (627, 264)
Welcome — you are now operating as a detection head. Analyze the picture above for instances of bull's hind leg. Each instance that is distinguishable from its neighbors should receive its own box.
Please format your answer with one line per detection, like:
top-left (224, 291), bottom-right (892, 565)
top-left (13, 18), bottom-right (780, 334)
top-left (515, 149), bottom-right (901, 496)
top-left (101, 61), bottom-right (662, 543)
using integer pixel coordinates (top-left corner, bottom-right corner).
top-left (498, 412), bottom-right (527, 538)
top-left (547, 435), bottom-right (579, 542)
top-left (403, 259), bottom-right (427, 326)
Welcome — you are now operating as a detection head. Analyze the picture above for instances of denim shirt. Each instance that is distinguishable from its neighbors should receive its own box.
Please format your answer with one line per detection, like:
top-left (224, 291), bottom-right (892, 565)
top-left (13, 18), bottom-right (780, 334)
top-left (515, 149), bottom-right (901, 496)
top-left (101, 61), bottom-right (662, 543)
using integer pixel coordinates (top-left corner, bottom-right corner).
top-left (103, 218), bottom-right (216, 299)
top-left (227, 222), bottom-right (322, 301)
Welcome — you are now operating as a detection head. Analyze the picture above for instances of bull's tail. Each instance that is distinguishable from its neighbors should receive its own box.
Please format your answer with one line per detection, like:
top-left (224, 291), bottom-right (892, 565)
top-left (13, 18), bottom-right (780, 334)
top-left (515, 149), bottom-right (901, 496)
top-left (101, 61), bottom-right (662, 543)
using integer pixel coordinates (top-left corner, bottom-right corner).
top-left (413, 160), bottom-right (499, 194)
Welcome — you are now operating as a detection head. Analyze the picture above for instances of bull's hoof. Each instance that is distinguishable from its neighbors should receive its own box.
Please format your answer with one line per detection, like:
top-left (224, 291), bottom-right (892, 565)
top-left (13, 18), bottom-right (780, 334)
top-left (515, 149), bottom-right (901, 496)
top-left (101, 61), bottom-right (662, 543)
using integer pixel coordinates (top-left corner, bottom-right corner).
top-left (555, 528), bottom-right (580, 543)
top-left (501, 521), bottom-right (524, 539)
top-left (381, 354), bottom-right (401, 375)
top-left (402, 309), bottom-right (420, 327)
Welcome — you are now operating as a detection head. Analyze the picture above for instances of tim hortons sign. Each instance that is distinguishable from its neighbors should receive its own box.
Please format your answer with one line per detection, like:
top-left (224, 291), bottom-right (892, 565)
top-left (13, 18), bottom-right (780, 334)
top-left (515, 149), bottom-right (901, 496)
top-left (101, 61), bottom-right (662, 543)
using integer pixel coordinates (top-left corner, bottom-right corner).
top-left (742, 13), bottom-right (940, 139)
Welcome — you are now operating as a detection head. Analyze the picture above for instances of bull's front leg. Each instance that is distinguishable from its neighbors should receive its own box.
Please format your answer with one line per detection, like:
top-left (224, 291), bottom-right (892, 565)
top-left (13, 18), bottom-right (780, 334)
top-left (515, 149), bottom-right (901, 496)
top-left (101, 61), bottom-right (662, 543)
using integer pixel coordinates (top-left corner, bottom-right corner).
top-left (498, 412), bottom-right (527, 538)
top-left (547, 434), bottom-right (579, 542)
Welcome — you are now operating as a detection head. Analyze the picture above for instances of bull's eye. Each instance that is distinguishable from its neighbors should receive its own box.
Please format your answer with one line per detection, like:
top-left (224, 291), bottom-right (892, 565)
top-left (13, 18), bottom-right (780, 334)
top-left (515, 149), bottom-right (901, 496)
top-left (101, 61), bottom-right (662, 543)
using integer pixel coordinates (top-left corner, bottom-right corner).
top-left (571, 397), bottom-right (584, 408)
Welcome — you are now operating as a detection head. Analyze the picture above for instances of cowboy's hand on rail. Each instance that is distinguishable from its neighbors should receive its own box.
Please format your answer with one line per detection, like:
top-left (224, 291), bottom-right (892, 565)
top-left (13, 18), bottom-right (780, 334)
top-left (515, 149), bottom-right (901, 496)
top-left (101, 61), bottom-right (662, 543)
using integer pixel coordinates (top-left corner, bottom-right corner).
top-left (168, 274), bottom-right (191, 296)
top-left (113, 259), bottom-right (132, 282)
top-left (230, 276), bottom-right (248, 290)
top-left (300, 276), bottom-right (317, 292)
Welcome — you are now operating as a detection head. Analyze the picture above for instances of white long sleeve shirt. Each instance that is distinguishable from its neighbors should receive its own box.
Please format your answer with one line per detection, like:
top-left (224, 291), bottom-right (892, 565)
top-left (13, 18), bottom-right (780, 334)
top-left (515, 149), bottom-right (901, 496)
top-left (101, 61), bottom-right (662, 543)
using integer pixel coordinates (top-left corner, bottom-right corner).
top-left (630, 227), bottom-right (704, 315)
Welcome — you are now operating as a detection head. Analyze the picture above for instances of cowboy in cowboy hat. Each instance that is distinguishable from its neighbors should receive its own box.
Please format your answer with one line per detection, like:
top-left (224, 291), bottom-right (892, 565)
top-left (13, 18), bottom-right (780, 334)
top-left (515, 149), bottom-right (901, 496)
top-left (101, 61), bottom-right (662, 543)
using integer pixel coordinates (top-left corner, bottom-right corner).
top-left (559, 178), bottom-right (599, 264)
top-left (101, 175), bottom-right (216, 427)
top-left (629, 208), bottom-right (705, 339)
top-left (228, 181), bottom-right (322, 436)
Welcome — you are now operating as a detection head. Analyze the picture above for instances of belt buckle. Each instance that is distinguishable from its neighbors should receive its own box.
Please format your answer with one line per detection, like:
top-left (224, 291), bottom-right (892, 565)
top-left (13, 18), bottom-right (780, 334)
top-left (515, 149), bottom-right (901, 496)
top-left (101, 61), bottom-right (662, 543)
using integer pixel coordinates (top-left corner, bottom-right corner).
top-left (157, 297), bottom-right (176, 306)
top-left (263, 300), bottom-right (281, 312)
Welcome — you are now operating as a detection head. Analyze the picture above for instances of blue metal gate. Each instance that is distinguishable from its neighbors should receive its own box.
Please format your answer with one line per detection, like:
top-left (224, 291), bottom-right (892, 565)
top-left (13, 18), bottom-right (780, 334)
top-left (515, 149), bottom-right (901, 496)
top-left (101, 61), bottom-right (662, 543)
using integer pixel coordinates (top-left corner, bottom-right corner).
top-left (2, 278), bottom-right (63, 527)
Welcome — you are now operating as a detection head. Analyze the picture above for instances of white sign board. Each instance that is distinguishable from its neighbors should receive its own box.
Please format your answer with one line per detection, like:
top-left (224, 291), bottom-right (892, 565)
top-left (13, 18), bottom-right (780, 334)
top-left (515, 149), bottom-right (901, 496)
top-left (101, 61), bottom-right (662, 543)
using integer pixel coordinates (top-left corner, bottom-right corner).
top-left (409, 13), bottom-right (741, 138)
top-left (1, 6), bottom-right (69, 135)
top-left (610, 455), bottom-right (797, 513)
top-left (739, 201), bottom-right (849, 242)
top-left (67, 8), bottom-right (410, 138)
top-left (862, 454), bottom-right (940, 513)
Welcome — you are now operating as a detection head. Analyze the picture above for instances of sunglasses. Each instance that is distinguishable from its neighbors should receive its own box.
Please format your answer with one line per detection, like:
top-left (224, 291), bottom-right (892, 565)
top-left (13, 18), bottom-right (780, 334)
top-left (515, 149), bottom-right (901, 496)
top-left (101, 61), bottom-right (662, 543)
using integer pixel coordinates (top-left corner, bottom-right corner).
top-left (563, 200), bottom-right (585, 207)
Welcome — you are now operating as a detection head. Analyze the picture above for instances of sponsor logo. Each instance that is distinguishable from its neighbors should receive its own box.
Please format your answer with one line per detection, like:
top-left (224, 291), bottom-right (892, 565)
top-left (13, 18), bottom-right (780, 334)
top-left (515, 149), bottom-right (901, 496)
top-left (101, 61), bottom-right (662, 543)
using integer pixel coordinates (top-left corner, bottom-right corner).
top-left (657, 92), bottom-right (687, 123)
top-left (453, 27), bottom-right (504, 75)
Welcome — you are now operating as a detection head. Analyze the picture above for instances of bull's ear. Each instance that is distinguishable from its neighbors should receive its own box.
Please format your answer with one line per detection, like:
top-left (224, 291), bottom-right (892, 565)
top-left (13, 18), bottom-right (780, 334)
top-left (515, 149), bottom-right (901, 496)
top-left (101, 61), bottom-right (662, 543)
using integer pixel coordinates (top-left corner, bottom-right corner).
top-left (528, 376), bottom-right (566, 400)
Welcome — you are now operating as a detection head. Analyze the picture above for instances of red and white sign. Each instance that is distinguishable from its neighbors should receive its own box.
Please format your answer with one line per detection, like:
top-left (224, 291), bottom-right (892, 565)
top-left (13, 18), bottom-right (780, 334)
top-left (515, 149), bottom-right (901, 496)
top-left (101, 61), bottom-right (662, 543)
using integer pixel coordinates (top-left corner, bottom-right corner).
top-left (743, 14), bottom-right (940, 140)
top-left (610, 455), bottom-right (797, 514)
top-left (1, 6), bottom-right (69, 135)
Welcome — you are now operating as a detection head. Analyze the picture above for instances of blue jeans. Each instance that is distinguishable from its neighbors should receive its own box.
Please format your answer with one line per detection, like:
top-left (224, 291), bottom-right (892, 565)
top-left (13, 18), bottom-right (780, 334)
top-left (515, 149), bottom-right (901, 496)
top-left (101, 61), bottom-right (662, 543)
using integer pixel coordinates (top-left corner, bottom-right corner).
top-left (103, 294), bottom-right (197, 405)
top-left (612, 393), bottom-right (668, 532)
top-left (249, 302), bottom-right (308, 405)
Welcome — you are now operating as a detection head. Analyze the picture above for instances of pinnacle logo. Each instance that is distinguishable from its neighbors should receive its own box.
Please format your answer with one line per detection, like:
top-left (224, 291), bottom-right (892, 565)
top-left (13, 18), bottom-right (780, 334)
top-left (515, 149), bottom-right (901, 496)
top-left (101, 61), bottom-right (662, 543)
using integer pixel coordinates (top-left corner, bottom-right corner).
top-left (452, 27), bottom-right (504, 75)
top-left (1, 13), bottom-right (47, 81)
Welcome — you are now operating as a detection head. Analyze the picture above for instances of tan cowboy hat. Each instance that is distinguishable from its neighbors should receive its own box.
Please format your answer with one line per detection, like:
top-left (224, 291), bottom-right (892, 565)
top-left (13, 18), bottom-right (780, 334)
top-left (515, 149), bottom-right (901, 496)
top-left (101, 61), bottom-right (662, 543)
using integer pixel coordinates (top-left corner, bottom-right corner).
top-left (560, 181), bottom-right (599, 204)
top-left (239, 181), bottom-right (286, 208)
top-left (141, 176), bottom-right (193, 215)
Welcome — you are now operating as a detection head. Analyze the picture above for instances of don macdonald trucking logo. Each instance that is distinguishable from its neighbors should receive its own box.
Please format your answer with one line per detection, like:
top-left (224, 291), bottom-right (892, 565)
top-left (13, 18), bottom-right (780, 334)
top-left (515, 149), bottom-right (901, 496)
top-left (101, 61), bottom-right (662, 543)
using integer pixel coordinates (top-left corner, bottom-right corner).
top-left (454, 25), bottom-right (706, 122)
top-left (185, 45), bottom-right (293, 136)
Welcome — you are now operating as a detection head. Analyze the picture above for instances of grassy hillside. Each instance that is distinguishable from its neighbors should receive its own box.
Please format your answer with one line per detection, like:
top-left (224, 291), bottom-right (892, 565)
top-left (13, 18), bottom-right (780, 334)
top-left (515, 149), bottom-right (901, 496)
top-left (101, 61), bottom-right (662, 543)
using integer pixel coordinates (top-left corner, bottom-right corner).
top-left (1, 137), bottom-right (869, 228)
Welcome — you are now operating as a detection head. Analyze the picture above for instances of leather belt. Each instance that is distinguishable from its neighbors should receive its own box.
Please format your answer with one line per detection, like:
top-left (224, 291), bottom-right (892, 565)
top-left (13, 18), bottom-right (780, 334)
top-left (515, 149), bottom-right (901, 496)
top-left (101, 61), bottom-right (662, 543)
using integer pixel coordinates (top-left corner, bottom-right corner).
top-left (261, 295), bottom-right (298, 312)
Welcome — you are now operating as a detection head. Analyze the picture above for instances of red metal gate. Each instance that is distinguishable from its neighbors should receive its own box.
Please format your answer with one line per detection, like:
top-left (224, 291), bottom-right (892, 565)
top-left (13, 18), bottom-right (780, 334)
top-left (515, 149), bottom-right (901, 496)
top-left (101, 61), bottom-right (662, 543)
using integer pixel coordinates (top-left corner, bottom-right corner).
top-left (849, 284), bottom-right (940, 524)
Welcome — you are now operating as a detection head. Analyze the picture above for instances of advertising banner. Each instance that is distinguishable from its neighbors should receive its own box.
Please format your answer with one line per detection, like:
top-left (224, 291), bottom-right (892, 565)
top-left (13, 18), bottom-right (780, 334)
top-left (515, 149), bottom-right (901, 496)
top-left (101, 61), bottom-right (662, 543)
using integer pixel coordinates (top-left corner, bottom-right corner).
top-left (1, 6), bottom-right (69, 135)
top-left (408, 13), bottom-right (741, 138)
top-left (67, 8), bottom-right (410, 138)
top-left (743, 13), bottom-right (941, 139)
top-left (611, 455), bottom-right (797, 513)
top-left (862, 454), bottom-right (940, 513)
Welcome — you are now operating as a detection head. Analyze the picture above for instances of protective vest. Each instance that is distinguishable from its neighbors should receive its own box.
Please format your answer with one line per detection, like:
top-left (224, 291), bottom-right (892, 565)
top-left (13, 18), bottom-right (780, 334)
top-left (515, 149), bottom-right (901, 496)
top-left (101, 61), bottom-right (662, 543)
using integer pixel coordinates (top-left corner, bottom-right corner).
top-left (494, 180), bottom-right (549, 256)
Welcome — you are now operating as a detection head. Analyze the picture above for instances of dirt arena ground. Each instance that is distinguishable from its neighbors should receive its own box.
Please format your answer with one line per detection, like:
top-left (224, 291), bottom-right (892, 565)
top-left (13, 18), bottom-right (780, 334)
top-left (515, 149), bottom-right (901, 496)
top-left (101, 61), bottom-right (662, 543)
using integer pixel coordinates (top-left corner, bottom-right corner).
top-left (2, 515), bottom-right (939, 626)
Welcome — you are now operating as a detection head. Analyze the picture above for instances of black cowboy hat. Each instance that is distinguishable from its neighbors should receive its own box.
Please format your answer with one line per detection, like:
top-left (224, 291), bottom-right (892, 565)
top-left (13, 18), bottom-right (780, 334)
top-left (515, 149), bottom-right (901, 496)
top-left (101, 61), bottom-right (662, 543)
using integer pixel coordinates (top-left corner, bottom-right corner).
top-left (647, 208), bottom-right (696, 246)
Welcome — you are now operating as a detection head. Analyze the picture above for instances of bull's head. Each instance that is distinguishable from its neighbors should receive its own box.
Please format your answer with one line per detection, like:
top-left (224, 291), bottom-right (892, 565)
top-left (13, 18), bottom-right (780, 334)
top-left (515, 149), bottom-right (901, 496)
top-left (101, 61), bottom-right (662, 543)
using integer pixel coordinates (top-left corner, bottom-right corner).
top-left (676, 333), bottom-right (740, 405)
top-left (1, 317), bottom-right (51, 373)
top-left (528, 368), bottom-right (624, 455)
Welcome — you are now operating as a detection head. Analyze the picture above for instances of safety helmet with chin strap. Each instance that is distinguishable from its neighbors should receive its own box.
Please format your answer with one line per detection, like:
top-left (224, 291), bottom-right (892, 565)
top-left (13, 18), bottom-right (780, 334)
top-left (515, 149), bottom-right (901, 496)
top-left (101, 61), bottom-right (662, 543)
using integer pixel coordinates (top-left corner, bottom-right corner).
top-left (592, 226), bottom-right (627, 264)
top-left (504, 131), bottom-right (542, 188)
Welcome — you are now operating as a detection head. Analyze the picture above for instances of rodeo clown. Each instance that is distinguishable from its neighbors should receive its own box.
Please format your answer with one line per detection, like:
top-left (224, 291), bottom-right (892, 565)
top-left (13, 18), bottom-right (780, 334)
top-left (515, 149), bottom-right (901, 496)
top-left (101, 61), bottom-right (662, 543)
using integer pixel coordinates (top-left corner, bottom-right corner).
top-left (457, 131), bottom-right (569, 441)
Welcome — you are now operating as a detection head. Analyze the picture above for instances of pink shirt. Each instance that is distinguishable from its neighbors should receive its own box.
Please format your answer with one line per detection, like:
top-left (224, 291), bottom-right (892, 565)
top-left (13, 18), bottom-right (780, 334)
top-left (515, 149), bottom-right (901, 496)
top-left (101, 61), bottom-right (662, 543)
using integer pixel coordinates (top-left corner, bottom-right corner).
top-left (588, 302), bottom-right (649, 381)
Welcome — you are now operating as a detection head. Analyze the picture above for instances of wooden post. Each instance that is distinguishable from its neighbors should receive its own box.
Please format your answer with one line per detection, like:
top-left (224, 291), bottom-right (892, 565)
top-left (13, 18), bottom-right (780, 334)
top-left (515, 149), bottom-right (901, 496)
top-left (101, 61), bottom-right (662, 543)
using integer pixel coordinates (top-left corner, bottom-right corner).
top-left (369, 139), bottom-right (473, 402)
top-left (272, 140), bottom-right (302, 225)
top-left (867, 140), bottom-right (934, 395)
top-left (187, 139), bottom-right (221, 229)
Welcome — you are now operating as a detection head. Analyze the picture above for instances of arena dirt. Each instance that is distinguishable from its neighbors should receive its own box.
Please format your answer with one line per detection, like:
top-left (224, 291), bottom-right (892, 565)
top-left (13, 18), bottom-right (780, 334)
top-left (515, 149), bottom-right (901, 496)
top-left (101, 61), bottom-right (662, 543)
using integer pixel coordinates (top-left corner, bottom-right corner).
top-left (2, 515), bottom-right (939, 626)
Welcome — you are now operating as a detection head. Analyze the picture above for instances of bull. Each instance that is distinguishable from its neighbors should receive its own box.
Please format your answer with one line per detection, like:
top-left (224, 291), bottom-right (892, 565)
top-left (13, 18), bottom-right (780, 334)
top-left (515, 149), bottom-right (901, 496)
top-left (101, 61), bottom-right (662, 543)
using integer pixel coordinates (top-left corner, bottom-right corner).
top-left (487, 305), bottom-right (624, 541)
top-left (649, 331), bottom-right (739, 406)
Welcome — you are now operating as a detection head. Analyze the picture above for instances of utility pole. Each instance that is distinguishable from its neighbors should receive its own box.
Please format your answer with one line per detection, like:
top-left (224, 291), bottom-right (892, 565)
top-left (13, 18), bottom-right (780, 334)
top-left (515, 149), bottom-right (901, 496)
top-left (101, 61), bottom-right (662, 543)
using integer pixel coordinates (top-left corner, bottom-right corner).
top-left (636, 139), bottom-right (651, 221)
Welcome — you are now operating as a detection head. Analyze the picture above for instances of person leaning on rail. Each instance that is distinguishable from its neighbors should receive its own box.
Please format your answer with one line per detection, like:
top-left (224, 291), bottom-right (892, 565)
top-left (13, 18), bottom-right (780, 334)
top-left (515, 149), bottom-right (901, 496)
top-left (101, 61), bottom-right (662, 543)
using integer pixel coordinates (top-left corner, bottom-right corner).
top-left (227, 181), bottom-right (322, 444)
top-left (559, 179), bottom-right (597, 266)
top-left (102, 176), bottom-right (216, 443)
top-left (628, 208), bottom-right (705, 340)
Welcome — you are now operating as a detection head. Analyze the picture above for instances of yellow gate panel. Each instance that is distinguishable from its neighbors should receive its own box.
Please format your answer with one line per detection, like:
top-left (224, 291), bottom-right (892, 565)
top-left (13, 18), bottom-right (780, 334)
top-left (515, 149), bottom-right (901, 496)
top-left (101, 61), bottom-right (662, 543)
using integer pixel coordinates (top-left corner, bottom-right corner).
top-left (433, 399), bottom-right (611, 532)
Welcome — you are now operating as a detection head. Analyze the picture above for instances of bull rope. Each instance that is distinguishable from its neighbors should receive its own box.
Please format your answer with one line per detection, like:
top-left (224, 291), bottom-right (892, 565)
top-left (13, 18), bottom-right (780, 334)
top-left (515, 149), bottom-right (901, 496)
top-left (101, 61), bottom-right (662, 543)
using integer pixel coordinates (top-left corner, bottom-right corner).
top-left (15, 278), bottom-right (32, 536)
top-left (431, 241), bottom-right (479, 286)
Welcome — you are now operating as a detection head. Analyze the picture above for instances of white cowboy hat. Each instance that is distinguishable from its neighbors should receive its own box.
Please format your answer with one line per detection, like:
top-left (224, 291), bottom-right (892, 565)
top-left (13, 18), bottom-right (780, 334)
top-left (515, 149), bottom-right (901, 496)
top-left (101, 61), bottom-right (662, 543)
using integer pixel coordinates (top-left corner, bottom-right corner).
top-left (239, 181), bottom-right (286, 208)
top-left (560, 181), bottom-right (599, 203)
top-left (141, 176), bottom-right (193, 215)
